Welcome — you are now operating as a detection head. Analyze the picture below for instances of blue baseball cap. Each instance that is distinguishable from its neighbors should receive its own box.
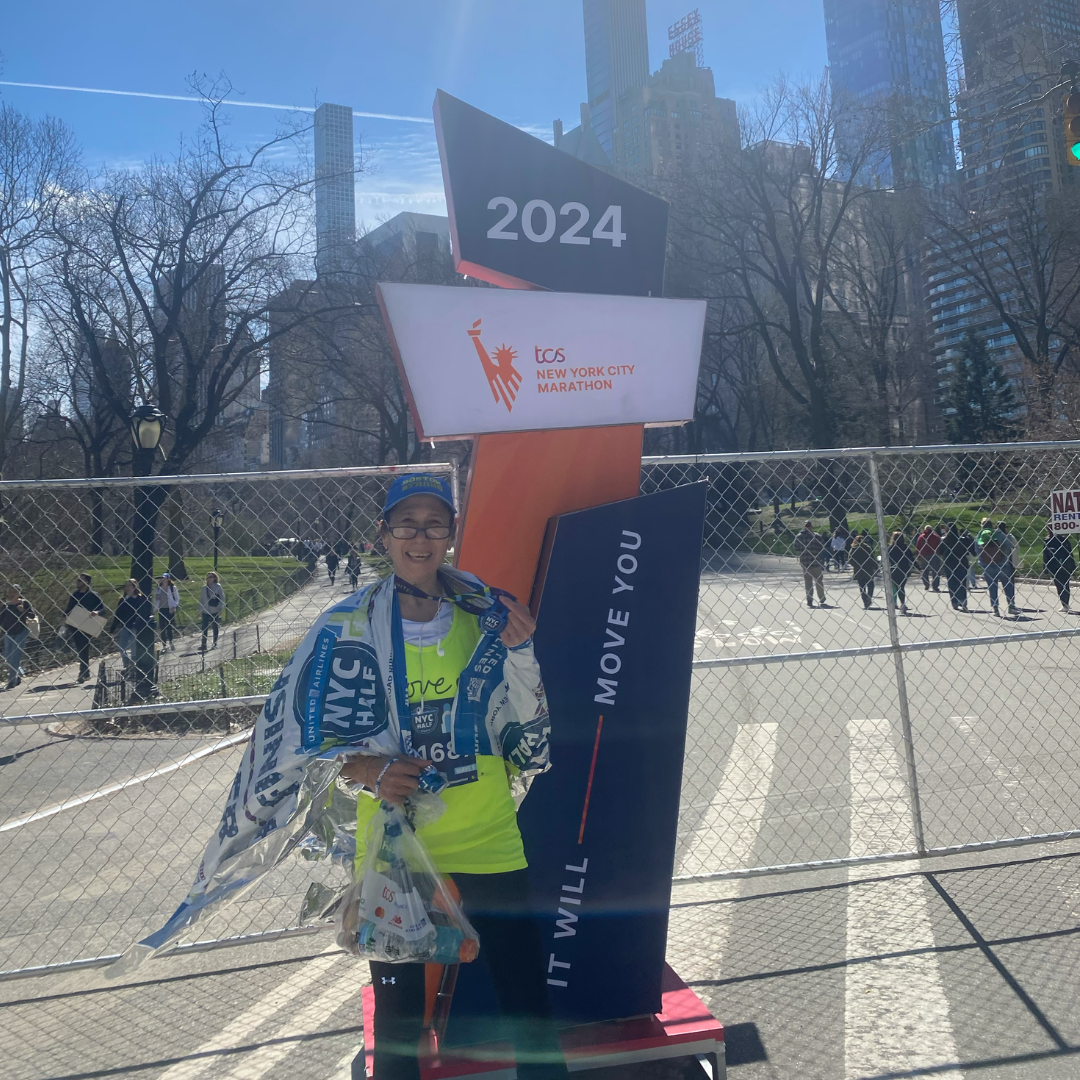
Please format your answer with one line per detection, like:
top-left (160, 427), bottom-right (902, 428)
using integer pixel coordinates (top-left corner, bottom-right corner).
top-left (382, 473), bottom-right (456, 519)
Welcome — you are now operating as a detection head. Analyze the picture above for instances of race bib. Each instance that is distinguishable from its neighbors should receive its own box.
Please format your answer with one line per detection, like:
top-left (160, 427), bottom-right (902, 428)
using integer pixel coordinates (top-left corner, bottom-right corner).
top-left (409, 698), bottom-right (477, 784)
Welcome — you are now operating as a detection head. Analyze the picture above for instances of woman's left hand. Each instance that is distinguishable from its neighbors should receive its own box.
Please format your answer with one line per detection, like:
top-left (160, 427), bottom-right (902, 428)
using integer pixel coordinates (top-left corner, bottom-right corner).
top-left (500, 596), bottom-right (536, 648)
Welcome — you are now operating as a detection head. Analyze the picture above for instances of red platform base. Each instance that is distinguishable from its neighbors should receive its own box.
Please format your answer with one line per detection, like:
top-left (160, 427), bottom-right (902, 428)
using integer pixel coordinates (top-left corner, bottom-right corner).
top-left (361, 964), bottom-right (725, 1079)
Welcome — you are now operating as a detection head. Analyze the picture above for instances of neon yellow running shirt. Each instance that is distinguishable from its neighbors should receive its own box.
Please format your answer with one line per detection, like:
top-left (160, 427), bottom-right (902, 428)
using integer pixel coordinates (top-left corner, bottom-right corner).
top-left (354, 605), bottom-right (527, 875)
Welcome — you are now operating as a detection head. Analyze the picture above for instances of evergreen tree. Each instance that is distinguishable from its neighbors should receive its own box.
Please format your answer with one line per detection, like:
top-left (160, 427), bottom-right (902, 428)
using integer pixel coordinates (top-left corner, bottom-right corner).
top-left (944, 332), bottom-right (1017, 443)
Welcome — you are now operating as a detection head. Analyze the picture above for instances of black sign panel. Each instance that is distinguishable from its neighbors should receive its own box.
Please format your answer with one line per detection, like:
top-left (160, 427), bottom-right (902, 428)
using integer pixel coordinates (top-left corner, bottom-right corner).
top-left (444, 485), bottom-right (706, 1037)
top-left (434, 90), bottom-right (669, 297)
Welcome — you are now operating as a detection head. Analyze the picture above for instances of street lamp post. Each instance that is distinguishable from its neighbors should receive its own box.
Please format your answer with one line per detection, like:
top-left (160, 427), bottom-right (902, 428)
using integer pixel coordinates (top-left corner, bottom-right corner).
top-left (211, 507), bottom-right (224, 571)
top-left (130, 404), bottom-right (166, 702)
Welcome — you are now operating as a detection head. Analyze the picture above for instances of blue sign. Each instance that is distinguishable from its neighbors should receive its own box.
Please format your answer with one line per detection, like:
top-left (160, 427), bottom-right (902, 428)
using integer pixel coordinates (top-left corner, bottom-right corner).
top-left (445, 484), bottom-right (706, 1035)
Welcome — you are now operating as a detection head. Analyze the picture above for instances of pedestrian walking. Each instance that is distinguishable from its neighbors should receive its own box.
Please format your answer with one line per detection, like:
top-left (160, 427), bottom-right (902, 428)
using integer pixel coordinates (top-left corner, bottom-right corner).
top-left (887, 531), bottom-right (915, 615)
top-left (940, 523), bottom-right (970, 611)
top-left (153, 573), bottom-right (179, 650)
top-left (346, 549), bottom-right (361, 591)
top-left (977, 517), bottom-right (1018, 616)
top-left (1043, 527), bottom-right (1076, 612)
top-left (325, 549), bottom-right (340, 585)
top-left (64, 574), bottom-right (106, 683)
top-left (1001, 520), bottom-right (1021, 603)
top-left (794, 520), bottom-right (828, 607)
top-left (916, 525), bottom-right (943, 592)
top-left (963, 529), bottom-right (980, 590)
top-left (199, 571), bottom-right (225, 652)
top-left (849, 532), bottom-right (877, 609)
top-left (108, 580), bottom-right (154, 671)
top-left (0, 585), bottom-right (33, 689)
top-left (830, 528), bottom-right (848, 571)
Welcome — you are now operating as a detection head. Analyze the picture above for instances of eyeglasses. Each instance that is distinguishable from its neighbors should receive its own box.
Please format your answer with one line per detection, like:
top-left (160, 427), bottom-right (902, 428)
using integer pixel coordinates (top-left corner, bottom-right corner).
top-left (386, 525), bottom-right (452, 540)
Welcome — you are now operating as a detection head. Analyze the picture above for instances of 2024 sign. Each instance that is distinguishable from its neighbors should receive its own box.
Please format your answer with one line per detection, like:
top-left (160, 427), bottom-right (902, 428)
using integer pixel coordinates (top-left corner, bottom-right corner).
top-left (487, 198), bottom-right (627, 247)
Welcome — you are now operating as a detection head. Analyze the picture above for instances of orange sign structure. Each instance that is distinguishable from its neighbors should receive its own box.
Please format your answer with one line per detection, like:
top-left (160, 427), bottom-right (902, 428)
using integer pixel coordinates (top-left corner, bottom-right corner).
top-left (455, 425), bottom-right (644, 606)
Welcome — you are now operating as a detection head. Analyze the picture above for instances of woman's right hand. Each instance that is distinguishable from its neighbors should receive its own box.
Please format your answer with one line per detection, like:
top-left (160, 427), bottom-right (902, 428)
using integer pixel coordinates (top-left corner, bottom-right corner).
top-left (340, 755), bottom-right (423, 805)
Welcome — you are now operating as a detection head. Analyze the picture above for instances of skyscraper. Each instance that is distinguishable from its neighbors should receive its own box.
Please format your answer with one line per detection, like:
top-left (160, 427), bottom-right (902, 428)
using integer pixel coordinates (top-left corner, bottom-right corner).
top-left (313, 103), bottom-right (356, 274)
top-left (583, 0), bottom-right (650, 161)
top-left (824, 0), bottom-right (955, 190)
top-left (956, 0), bottom-right (1080, 193)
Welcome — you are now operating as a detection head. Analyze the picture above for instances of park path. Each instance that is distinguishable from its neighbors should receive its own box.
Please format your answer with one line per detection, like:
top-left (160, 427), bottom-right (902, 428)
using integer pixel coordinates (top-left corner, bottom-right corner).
top-left (0, 560), bottom-right (377, 719)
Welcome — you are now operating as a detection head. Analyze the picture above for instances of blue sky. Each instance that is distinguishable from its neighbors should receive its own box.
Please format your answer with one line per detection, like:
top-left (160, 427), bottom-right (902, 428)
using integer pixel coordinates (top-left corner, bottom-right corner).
top-left (0, 0), bottom-right (827, 227)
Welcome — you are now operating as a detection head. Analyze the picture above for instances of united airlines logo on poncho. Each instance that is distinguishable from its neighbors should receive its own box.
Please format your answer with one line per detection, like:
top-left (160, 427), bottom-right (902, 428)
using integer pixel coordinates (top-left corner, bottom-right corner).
top-left (293, 637), bottom-right (388, 747)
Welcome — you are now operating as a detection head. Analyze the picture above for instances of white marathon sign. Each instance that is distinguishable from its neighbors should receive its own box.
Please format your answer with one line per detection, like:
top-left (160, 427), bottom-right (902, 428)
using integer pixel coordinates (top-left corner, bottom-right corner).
top-left (1050, 489), bottom-right (1080, 533)
top-left (377, 283), bottom-right (706, 439)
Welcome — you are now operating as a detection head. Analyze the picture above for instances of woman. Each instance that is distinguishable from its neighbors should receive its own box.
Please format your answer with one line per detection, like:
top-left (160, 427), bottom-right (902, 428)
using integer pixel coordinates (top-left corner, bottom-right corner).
top-left (830, 528), bottom-right (848, 572)
top-left (940, 522), bottom-right (970, 612)
top-left (0, 585), bottom-right (33, 689)
top-left (339, 473), bottom-right (567, 1080)
top-left (849, 532), bottom-right (877, 609)
top-left (325, 548), bottom-right (340, 585)
top-left (153, 573), bottom-right (179, 650)
top-left (65, 574), bottom-right (106, 684)
top-left (108, 580), bottom-right (153, 670)
top-left (198, 572), bottom-right (225, 652)
top-left (1044, 527), bottom-right (1076, 612)
top-left (887, 530), bottom-right (915, 615)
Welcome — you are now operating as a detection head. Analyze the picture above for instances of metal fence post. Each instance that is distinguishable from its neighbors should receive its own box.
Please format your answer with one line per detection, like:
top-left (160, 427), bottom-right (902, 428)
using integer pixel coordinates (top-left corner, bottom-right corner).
top-left (868, 452), bottom-right (927, 855)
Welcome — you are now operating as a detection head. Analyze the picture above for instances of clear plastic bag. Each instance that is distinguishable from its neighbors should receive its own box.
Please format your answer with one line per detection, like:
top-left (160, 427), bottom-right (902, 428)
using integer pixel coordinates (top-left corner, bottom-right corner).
top-left (335, 800), bottom-right (480, 965)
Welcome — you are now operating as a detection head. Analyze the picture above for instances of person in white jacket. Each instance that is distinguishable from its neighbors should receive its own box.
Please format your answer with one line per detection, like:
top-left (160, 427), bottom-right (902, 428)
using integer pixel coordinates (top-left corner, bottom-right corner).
top-left (153, 574), bottom-right (180, 651)
top-left (198, 572), bottom-right (225, 652)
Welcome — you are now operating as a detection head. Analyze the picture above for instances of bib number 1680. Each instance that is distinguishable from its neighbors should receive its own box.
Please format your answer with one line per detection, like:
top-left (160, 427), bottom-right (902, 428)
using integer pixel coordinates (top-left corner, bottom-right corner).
top-left (486, 197), bottom-right (626, 247)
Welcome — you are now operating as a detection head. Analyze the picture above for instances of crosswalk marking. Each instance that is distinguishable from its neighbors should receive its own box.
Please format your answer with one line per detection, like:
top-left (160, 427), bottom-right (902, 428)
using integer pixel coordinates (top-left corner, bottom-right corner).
top-left (678, 722), bottom-right (778, 879)
top-left (156, 949), bottom-right (345, 1080)
top-left (844, 716), bottom-right (961, 1080)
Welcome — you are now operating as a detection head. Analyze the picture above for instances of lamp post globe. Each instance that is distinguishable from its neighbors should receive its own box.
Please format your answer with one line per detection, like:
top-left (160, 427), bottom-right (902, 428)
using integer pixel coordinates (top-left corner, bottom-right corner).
top-left (130, 404), bottom-right (166, 456)
top-left (128, 403), bottom-right (166, 703)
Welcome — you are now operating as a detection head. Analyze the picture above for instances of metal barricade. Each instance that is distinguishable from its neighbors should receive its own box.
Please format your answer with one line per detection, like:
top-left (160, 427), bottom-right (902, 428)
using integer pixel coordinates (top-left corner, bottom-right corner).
top-left (642, 442), bottom-right (1080, 885)
top-left (4, 444), bottom-right (1080, 979)
top-left (0, 463), bottom-right (453, 978)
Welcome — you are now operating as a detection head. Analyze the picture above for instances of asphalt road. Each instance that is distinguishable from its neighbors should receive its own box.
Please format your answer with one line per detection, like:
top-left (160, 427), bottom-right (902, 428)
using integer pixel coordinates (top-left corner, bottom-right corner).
top-left (2, 554), bottom-right (1080, 1078)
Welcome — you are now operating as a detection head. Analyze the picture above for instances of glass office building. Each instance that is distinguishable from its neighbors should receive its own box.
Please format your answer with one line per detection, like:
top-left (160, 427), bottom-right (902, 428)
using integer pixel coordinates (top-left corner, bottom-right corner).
top-left (583, 0), bottom-right (650, 161)
top-left (824, 0), bottom-right (956, 190)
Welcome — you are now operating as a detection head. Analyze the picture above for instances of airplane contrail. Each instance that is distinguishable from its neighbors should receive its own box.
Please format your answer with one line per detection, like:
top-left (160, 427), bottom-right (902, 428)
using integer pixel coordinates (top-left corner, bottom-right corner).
top-left (0, 81), bottom-right (434, 124)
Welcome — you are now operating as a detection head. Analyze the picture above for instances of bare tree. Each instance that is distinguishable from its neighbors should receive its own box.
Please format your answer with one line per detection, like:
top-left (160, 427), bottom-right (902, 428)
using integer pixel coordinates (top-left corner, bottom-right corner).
top-left (671, 74), bottom-right (893, 450)
top-left (0, 103), bottom-right (78, 475)
top-left (50, 75), bottom-right (348, 475)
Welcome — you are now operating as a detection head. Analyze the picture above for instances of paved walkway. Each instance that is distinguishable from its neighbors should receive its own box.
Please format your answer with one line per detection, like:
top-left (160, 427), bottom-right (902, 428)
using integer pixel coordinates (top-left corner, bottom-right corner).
top-left (0, 561), bottom-right (377, 719)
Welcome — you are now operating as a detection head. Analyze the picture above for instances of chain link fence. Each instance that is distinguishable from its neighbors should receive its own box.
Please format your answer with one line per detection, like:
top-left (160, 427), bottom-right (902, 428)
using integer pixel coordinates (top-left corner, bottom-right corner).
top-left (3, 444), bottom-right (1080, 979)
top-left (0, 464), bottom-right (454, 978)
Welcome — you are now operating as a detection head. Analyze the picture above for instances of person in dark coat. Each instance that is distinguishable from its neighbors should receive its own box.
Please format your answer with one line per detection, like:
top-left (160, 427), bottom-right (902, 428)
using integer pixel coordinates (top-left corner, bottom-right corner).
top-left (65, 574), bottom-right (106, 683)
top-left (108, 579), bottom-right (154, 670)
top-left (940, 522), bottom-right (971, 612)
top-left (1043, 527), bottom-right (1076, 612)
top-left (849, 532), bottom-right (877, 609)
top-left (887, 531), bottom-right (915, 615)
top-left (325, 549), bottom-right (340, 585)
top-left (0, 585), bottom-right (34, 689)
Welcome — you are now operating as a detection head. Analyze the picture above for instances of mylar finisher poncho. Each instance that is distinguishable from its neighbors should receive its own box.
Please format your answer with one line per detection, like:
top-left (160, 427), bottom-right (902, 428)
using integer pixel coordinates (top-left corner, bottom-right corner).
top-left (112, 568), bottom-right (550, 974)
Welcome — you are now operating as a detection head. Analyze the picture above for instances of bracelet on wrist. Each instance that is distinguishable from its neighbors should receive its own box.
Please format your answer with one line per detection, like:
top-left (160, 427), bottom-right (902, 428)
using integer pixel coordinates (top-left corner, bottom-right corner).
top-left (374, 757), bottom-right (397, 797)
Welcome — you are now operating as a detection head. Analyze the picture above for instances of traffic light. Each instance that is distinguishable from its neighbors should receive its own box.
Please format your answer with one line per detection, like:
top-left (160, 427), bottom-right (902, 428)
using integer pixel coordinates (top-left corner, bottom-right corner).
top-left (1065, 91), bottom-right (1080, 165)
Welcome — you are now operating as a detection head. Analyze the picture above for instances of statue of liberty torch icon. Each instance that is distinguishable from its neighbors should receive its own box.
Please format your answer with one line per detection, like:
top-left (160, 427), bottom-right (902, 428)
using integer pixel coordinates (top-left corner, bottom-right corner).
top-left (468, 319), bottom-right (522, 412)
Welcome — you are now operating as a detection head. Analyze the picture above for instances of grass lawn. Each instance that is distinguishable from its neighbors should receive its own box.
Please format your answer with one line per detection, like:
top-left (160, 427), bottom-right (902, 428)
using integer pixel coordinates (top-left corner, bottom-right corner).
top-left (26, 556), bottom-right (310, 636)
top-left (746, 500), bottom-right (1056, 574)
top-left (159, 650), bottom-right (293, 703)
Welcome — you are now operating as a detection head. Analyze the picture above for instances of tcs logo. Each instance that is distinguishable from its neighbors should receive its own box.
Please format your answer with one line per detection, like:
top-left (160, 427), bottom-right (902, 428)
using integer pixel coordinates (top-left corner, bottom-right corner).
top-left (535, 347), bottom-right (566, 364)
